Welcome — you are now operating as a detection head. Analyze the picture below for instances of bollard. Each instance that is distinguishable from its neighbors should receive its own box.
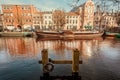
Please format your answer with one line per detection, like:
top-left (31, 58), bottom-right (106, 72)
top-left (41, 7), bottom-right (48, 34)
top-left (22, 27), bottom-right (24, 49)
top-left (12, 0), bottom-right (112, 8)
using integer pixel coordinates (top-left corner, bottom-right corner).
top-left (72, 48), bottom-right (80, 76)
top-left (41, 49), bottom-right (49, 77)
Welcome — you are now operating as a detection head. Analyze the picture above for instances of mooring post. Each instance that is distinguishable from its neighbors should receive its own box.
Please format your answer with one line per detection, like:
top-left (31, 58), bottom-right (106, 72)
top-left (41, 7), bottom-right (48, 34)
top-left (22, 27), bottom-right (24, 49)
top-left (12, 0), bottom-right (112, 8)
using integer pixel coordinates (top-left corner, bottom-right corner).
top-left (41, 49), bottom-right (49, 77)
top-left (72, 49), bottom-right (80, 77)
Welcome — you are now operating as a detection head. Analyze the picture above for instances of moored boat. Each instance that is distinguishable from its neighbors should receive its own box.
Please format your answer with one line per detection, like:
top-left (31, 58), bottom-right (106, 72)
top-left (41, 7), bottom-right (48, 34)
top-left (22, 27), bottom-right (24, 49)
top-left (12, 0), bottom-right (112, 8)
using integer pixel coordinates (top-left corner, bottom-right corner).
top-left (116, 33), bottom-right (120, 38)
top-left (106, 32), bottom-right (118, 37)
top-left (74, 32), bottom-right (103, 39)
top-left (36, 30), bottom-right (103, 39)
top-left (36, 31), bottom-right (62, 38)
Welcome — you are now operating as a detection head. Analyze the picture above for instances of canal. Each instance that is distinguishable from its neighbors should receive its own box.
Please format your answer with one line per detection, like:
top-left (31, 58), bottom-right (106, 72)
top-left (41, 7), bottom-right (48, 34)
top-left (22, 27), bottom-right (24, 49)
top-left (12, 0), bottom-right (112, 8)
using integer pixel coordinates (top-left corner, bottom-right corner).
top-left (0, 37), bottom-right (120, 80)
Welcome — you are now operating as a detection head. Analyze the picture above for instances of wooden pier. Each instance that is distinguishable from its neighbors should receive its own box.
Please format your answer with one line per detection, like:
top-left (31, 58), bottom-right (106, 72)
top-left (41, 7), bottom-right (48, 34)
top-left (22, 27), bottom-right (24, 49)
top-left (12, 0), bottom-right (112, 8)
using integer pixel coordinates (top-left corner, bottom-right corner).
top-left (39, 49), bottom-right (83, 80)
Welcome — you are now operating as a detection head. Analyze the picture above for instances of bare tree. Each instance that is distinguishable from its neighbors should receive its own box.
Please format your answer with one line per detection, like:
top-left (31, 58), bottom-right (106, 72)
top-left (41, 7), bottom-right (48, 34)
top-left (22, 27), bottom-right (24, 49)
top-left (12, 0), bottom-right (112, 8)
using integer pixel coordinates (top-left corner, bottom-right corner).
top-left (52, 9), bottom-right (66, 31)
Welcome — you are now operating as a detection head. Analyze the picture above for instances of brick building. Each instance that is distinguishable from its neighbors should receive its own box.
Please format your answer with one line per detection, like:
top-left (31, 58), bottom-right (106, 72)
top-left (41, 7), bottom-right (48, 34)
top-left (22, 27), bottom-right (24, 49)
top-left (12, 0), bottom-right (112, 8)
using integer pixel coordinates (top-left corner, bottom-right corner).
top-left (71, 0), bottom-right (94, 30)
top-left (2, 4), bottom-right (38, 30)
top-left (94, 12), bottom-right (119, 31)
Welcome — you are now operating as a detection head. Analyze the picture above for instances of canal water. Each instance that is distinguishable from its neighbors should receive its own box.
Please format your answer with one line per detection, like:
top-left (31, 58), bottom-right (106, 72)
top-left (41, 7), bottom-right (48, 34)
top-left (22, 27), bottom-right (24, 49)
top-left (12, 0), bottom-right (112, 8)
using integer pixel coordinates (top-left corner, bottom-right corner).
top-left (0, 37), bottom-right (120, 80)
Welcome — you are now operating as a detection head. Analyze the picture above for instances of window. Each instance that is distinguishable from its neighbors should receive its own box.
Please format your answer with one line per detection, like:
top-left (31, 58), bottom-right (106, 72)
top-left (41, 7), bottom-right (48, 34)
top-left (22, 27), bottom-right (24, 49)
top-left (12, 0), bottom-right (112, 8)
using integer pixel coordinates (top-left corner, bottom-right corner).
top-left (49, 21), bottom-right (51, 24)
top-left (67, 26), bottom-right (69, 29)
top-left (73, 20), bottom-right (74, 24)
top-left (4, 6), bottom-right (12, 10)
top-left (76, 20), bottom-right (77, 24)
top-left (66, 19), bottom-right (69, 23)
top-left (21, 6), bottom-right (30, 10)
top-left (45, 21), bottom-right (47, 24)
top-left (29, 20), bottom-right (31, 22)
top-left (21, 7), bottom-right (25, 10)
top-left (37, 17), bottom-right (39, 19)
top-left (45, 16), bottom-right (47, 19)
top-left (70, 20), bottom-right (71, 23)
top-left (26, 20), bottom-right (28, 22)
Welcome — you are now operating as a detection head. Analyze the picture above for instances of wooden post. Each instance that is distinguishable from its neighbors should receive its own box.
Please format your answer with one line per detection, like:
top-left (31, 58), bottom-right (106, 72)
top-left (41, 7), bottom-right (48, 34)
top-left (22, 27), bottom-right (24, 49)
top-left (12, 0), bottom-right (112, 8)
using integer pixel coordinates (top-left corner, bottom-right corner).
top-left (41, 49), bottom-right (49, 77)
top-left (72, 49), bottom-right (80, 76)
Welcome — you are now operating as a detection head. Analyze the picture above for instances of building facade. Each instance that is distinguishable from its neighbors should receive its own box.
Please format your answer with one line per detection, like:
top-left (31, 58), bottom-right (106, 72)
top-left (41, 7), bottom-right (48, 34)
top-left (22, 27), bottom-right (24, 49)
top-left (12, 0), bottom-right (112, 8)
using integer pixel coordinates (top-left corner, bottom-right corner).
top-left (2, 4), bottom-right (38, 30)
top-left (1, 0), bottom-right (95, 31)
top-left (94, 12), bottom-right (119, 31)
top-left (42, 11), bottom-right (53, 30)
top-left (33, 12), bottom-right (43, 30)
top-left (72, 0), bottom-right (94, 30)
top-left (65, 12), bottom-right (79, 30)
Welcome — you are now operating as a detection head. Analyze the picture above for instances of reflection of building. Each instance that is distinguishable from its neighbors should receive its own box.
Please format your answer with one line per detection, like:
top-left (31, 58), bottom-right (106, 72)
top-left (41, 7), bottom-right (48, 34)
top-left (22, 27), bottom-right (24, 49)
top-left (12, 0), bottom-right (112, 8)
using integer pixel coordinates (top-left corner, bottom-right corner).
top-left (2, 38), bottom-right (38, 57)
top-left (0, 38), bottom-right (102, 58)
top-left (2, 4), bottom-right (38, 29)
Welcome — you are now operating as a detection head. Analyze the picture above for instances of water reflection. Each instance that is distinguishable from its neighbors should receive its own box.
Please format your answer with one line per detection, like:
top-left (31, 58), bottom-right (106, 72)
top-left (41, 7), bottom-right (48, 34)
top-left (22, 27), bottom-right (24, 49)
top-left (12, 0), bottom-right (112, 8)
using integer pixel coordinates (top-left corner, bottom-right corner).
top-left (0, 37), bottom-right (120, 80)
top-left (0, 38), bottom-right (104, 59)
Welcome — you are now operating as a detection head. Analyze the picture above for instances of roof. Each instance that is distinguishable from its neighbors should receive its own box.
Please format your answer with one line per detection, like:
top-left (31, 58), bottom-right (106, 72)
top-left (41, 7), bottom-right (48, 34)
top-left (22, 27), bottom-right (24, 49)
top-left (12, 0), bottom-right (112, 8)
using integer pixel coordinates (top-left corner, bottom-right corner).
top-left (66, 12), bottom-right (78, 16)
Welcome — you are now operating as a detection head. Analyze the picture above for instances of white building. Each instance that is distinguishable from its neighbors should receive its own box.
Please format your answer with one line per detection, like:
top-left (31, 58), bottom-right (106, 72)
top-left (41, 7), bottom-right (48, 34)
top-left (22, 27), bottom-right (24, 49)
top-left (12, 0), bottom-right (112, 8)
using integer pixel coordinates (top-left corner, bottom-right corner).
top-left (65, 12), bottom-right (79, 30)
top-left (33, 12), bottom-right (43, 30)
top-left (42, 11), bottom-right (53, 30)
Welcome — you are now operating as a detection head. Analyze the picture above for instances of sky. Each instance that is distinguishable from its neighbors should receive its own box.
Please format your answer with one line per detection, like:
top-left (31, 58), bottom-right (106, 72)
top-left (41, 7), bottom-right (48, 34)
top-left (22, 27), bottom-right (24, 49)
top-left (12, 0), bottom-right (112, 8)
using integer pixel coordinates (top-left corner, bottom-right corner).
top-left (0, 0), bottom-right (118, 12)
top-left (0, 0), bottom-right (88, 12)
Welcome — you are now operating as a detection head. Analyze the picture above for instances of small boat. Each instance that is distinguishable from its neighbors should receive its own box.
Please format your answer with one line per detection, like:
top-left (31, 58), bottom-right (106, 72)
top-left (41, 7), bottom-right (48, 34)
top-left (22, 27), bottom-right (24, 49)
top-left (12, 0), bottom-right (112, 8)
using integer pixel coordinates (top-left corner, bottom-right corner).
top-left (106, 32), bottom-right (118, 37)
top-left (116, 33), bottom-right (120, 38)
